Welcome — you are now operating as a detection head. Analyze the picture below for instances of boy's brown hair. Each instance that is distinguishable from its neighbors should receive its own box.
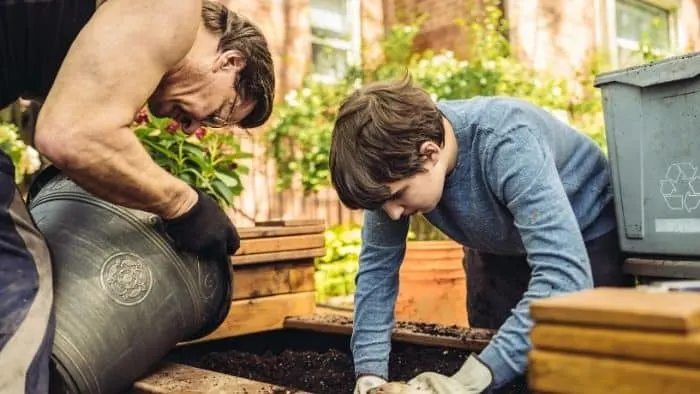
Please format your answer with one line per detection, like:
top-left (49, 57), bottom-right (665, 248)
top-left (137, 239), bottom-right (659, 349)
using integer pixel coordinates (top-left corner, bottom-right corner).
top-left (329, 75), bottom-right (445, 210)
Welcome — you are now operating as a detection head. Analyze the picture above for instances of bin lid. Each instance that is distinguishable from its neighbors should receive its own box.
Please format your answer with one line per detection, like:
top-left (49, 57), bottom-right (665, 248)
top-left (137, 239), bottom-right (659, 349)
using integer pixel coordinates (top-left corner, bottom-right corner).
top-left (594, 51), bottom-right (700, 88)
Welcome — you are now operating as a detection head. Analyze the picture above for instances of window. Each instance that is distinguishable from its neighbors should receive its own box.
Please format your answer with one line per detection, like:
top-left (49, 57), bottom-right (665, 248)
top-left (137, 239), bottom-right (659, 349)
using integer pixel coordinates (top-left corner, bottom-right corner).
top-left (614, 0), bottom-right (675, 66)
top-left (309, 0), bottom-right (360, 82)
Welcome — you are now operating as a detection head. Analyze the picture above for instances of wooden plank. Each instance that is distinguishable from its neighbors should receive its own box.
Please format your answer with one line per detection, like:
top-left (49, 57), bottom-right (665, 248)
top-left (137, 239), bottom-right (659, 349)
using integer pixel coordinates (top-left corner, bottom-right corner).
top-left (255, 219), bottom-right (324, 227)
top-left (232, 261), bottom-right (315, 300)
top-left (529, 287), bottom-right (700, 333)
top-left (235, 233), bottom-right (325, 255)
top-left (283, 315), bottom-right (493, 352)
top-left (130, 362), bottom-right (310, 394)
top-left (528, 350), bottom-right (700, 394)
top-left (230, 247), bottom-right (326, 266)
top-left (237, 223), bottom-right (325, 239)
top-left (184, 292), bottom-right (317, 343)
top-left (531, 323), bottom-right (700, 367)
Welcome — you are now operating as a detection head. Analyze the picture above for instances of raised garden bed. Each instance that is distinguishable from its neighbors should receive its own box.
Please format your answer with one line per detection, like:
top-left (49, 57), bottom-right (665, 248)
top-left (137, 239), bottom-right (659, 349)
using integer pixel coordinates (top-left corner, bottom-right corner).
top-left (184, 219), bottom-right (326, 343)
top-left (164, 315), bottom-right (530, 394)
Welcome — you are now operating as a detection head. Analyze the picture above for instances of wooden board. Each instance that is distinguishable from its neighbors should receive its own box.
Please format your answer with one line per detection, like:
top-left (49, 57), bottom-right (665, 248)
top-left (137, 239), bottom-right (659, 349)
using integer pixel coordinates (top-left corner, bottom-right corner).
top-left (230, 247), bottom-right (326, 266)
top-left (183, 292), bottom-right (317, 343)
top-left (235, 233), bottom-right (325, 256)
top-left (529, 287), bottom-right (700, 333)
top-left (531, 323), bottom-right (700, 367)
top-left (237, 223), bottom-right (325, 239)
top-left (130, 362), bottom-right (310, 394)
top-left (255, 219), bottom-right (324, 227)
top-left (283, 315), bottom-right (493, 352)
top-left (232, 260), bottom-right (315, 300)
top-left (528, 350), bottom-right (700, 394)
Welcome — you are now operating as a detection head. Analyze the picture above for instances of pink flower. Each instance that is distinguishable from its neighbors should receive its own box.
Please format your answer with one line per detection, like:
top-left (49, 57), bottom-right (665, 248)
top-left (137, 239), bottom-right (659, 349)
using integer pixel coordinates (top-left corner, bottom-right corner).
top-left (134, 109), bottom-right (149, 124)
top-left (166, 121), bottom-right (180, 133)
top-left (194, 127), bottom-right (207, 140)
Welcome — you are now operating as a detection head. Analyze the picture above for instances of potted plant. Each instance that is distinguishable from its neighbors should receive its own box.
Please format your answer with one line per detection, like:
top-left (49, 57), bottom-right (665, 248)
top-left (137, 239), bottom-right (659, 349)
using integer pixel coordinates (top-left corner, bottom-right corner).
top-left (131, 109), bottom-right (252, 211)
top-left (394, 214), bottom-right (468, 326)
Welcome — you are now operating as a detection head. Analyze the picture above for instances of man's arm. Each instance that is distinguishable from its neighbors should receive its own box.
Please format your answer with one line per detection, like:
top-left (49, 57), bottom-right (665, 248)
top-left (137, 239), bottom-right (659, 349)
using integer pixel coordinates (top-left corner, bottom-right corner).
top-left (351, 209), bottom-right (409, 379)
top-left (479, 126), bottom-right (594, 388)
top-left (34, 0), bottom-right (201, 219)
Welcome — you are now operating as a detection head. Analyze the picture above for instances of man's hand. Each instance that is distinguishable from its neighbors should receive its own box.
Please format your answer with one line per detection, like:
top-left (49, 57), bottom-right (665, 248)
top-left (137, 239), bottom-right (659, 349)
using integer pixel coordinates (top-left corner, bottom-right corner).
top-left (162, 188), bottom-right (241, 260)
top-left (368, 355), bottom-right (493, 394)
top-left (354, 375), bottom-right (388, 394)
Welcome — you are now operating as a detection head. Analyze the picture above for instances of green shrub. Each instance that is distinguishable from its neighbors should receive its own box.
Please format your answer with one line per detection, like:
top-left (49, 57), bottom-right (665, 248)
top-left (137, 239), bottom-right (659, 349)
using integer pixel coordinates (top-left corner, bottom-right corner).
top-left (0, 122), bottom-right (41, 184)
top-left (314, 224), bottom-right (362, 302)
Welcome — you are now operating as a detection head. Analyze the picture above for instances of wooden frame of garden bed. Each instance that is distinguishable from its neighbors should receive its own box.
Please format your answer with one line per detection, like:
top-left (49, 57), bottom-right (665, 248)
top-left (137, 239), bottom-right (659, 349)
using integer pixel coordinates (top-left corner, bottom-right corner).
top-left (183, 220), bottom-right (326, 343)
top-left (130, 315), bottom-right (499, 394)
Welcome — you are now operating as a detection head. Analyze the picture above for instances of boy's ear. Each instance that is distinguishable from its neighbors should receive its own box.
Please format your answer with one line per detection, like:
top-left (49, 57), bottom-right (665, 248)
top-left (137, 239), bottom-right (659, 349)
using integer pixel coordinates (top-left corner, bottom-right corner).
top-left (419, 141), bottom-right (441, 165)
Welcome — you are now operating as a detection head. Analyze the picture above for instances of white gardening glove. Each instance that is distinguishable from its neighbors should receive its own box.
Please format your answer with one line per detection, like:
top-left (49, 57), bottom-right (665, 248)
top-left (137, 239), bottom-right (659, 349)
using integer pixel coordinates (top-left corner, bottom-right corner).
top-left (354, 375), bottom-right (388, 394)
top-left (367, 355), bottom-right (493, 394)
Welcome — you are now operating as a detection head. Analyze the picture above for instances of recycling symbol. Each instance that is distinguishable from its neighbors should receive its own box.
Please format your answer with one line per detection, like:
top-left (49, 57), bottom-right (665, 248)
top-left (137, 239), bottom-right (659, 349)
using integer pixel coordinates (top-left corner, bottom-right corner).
top-left (659, 162), bottom-right (700, 212)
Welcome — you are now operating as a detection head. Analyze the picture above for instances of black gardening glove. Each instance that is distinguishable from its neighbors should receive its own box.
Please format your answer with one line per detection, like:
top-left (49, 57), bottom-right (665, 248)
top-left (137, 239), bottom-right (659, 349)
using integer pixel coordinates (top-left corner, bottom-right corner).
top-left (162, 188), bottom-right (241, 260)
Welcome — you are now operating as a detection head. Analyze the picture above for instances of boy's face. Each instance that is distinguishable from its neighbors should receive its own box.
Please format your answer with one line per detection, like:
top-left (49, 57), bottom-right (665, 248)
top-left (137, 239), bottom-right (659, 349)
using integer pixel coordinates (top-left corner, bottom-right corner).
top-left (381, 141), bottom-right (448, 220)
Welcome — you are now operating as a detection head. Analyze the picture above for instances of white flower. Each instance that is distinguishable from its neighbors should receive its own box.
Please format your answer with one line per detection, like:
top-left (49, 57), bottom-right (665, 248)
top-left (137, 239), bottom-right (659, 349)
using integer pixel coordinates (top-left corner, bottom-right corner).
top-left (284, 90), bottom-right (300, 107)
top-left (25, 146), bottom-right (41, 173)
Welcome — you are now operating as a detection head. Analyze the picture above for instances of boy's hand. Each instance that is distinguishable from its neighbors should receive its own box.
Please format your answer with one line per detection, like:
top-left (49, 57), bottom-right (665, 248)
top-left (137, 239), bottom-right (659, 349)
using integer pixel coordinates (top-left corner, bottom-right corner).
top-left (368, 355), bottom-right (493, 394)
top-left (354, 375), bottom-right (388, 394)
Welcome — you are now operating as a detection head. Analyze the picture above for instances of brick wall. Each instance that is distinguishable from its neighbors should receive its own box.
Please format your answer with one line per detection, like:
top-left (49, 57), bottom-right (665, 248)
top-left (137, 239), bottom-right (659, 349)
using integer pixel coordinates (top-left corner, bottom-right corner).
top-left (383, 0), bottom-right (700, 80)
top-left (384, 0), bottom-right (475, 57)
top-left (506, 0), bottom-right (700, 80)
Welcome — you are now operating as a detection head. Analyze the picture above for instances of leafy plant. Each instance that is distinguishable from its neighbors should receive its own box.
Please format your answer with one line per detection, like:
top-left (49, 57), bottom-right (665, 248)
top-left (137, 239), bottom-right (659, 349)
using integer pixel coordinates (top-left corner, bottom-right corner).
top-left (0, 122), bottom-right (41, 184)
top-left (407, 214), bottom-right (450, 241)
top-left (314, 224), bottom-right (362, 302)
top-left (131, 110), bottom-right (252, 208)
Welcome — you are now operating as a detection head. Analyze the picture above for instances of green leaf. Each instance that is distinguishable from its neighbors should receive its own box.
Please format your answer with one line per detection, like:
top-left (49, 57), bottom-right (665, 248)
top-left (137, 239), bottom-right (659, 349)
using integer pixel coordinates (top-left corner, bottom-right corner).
top-left (214, 172), bottom-right (240, 188)
top-left (140, 139), bottom-right (179, 160)
top-left (212, 179), bottom-right (235, 207)
top-left (178, 172), bottom-right (195, 185)
top-left (182, 144), bottom-right (207, 161)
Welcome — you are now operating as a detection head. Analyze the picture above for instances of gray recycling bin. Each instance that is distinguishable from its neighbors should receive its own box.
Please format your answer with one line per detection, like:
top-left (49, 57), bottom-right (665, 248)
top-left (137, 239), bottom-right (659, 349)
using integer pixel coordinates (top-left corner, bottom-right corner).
top-left (595, 51), bottom-right (700, 257)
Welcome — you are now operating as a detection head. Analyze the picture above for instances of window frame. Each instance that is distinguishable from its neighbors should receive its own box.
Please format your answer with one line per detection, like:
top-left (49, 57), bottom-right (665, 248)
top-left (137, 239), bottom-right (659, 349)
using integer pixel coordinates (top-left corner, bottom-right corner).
top-left (605, 0), bottom-right (680, 68)
top-left (309, 0), bottom-right (362, 83)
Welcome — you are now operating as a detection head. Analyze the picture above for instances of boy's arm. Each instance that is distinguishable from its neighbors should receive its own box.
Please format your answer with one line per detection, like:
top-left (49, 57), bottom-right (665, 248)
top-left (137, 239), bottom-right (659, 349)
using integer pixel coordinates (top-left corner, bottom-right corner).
top-left (480, 126), bottom-right (594, 388)
top-left (351, 209), bottom-right (409, 380)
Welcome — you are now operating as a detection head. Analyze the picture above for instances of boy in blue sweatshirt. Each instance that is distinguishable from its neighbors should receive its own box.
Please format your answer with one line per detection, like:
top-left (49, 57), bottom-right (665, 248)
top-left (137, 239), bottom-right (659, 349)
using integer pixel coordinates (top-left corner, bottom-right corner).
top-left (329, 76), bottom-right (635, 394)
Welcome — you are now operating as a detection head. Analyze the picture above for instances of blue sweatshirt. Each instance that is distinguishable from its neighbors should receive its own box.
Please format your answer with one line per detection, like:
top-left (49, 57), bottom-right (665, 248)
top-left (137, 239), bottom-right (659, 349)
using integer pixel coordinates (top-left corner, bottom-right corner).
top-left (351, 97), bottom-right (615, 388)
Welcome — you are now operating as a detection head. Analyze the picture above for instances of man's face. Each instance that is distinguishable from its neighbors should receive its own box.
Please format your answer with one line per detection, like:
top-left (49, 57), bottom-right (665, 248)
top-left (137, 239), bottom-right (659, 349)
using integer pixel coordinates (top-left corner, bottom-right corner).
top-left (147, 50), bottom-right (256, 134)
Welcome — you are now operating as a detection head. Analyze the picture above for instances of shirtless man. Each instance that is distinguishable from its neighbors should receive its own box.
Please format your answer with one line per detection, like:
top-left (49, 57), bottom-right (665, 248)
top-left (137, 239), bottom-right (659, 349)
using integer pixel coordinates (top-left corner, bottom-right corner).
top-left (0, 1), bottom-right (275, 392)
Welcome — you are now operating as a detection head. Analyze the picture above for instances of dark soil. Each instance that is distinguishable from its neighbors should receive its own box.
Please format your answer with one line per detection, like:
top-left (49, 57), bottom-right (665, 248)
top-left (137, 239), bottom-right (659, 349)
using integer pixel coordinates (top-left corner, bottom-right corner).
top-left (167, 328), bottom-right (528, 394)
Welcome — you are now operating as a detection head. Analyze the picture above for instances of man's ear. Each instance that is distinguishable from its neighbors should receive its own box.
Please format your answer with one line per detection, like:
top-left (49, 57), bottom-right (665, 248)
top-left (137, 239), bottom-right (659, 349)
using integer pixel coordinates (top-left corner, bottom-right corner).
top-left (213, 50), bottom-right (246, 73)
top-left (419, 141), bottom-right (441, 166)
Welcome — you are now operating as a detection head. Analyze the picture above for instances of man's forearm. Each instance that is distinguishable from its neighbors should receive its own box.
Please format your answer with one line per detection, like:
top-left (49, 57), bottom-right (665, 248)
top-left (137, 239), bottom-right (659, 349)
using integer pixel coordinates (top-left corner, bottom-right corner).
top-left (36, 126), bottom-right (197, 219)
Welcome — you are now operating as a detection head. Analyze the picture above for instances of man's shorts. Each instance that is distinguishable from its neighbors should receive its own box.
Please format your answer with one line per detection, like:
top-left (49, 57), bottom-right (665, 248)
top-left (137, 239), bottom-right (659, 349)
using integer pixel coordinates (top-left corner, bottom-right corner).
top-left (0, 151), bottom-right (55, 394)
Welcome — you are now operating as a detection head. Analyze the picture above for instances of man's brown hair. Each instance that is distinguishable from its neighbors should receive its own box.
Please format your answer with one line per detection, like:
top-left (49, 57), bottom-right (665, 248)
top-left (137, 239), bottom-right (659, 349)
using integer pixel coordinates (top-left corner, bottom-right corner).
top-left (202, 1), bottom-right (275, 128)
top-left (329, 75), bottom-right (445, 210)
